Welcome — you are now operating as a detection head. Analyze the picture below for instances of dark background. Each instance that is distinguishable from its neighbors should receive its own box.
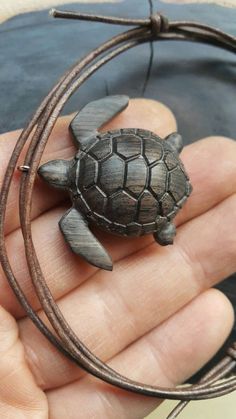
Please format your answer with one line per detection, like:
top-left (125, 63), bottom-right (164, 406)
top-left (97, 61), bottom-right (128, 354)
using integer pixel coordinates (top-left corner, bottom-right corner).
top-left (0, 0), bottom-right (235, 375)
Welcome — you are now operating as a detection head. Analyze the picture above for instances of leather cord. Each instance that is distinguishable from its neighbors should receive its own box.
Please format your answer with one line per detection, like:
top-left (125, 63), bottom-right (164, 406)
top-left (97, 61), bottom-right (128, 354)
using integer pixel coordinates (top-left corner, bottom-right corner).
top-left (0, 9), bottom-right (236, 419)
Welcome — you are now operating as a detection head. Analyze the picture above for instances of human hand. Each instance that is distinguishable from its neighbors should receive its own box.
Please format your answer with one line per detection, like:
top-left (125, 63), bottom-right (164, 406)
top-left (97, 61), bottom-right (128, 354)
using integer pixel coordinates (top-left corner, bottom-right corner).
top-left (0, 99), bottom-right (235, 418)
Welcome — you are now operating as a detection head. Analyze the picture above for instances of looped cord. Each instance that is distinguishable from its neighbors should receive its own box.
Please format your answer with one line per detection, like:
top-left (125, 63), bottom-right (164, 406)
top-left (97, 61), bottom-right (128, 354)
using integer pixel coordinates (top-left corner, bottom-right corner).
top-left (227, 344), bottom-right (236, 361)
top-left (150, 13), bottom-right (169, 36)
top-left (0, 8), bottom-right (236, 419)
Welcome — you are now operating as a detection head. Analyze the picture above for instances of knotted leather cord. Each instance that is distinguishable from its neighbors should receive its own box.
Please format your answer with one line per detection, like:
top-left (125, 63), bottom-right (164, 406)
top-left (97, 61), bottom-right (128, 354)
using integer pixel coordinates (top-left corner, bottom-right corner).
top-left (0, 9), bottom-right (235, 419)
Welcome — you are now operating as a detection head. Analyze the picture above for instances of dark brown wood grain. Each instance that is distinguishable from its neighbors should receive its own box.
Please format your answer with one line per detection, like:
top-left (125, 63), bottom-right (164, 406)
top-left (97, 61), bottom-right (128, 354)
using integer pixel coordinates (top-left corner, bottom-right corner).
top-left (39, 96), bottom-right (192, 269)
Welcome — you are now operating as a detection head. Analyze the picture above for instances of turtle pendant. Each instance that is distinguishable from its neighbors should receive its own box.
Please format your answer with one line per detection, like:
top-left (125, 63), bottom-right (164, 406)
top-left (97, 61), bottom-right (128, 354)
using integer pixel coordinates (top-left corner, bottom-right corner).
top-left (38, 96), bottom-right (192, 271)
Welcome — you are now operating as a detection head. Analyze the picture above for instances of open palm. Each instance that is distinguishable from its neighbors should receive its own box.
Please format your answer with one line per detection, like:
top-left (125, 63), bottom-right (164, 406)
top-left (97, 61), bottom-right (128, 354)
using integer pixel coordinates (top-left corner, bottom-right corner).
top-left (0, 98), bottom-right (235, 418)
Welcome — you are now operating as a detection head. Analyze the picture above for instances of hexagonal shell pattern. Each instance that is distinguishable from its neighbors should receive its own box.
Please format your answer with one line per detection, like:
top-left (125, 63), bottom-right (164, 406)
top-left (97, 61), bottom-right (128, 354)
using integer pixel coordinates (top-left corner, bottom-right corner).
top-left (84, 185), bottom-right (106, 214)
top-left (125, 156), bottom-right (147, 197)
top-left (116, 134), bottom-right (141, 159)
top-left (160, 192), bottom-right (175, 216)
top-left (79, 155), bottom-right (97, 189)
top-left (144, 138), bottom-right (163, 164)
top-left (164, 152), bottom-right (178, 170)
top-left (90, 137), bottom-right (112, 160)
top-left (99, 155), bottom-right (125, 196)
top-left (138, 190), bottom-right (159, 223)
top-left (74, 128), bottom-right (191, 236)
top-left (169, 167), bottom-right (188, 202)
top-left (150, 162), bottom-right (168, 198)
top-left (106, 190), bottom-right (137, 224)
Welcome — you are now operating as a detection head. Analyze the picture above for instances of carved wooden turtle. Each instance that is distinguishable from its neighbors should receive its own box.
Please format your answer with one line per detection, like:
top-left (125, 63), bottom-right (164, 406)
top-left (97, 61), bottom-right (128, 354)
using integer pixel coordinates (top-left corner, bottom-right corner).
top-left (38, 96), bottom-right (192, 270)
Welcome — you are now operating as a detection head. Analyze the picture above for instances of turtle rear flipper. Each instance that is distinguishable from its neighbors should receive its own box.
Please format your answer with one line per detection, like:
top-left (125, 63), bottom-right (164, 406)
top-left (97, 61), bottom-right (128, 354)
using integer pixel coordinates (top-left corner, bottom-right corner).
top-left (70, 95), bottom-right (129, 149)
top-left (165, 133), bottom-right (183, 154)
top-left (59, 208), bottom-right (113, 271)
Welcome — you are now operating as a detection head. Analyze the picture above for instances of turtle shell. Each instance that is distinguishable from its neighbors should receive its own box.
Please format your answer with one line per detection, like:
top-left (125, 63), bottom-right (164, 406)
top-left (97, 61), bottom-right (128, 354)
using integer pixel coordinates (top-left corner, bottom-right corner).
top-left (71, 128), bottom-right (192, 237)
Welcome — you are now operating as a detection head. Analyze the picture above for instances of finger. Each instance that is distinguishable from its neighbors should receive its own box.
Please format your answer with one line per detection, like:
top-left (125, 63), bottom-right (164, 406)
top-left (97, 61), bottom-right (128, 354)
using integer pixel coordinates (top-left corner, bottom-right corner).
top-left (0, 120), bottom-right (70, 235)
top-left (47, 290), bottom-right (234, 419)
top-left (2, 99), bottom-right (177, 235)
top-left (2, 134), bottom-right (236, 317)
top-left (176, 135), bottom-right (236, 225)
top-left (3, 205), bottom-right (154, 317)
top-left (0, 305), bottom-right (47, 416)
top-left (19, 193), bottom-right (236, 390)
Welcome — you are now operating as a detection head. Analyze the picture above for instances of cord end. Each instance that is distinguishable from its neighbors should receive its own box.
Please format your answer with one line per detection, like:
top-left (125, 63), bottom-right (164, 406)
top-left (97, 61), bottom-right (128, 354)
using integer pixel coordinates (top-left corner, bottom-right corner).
top-left (49, 8), bottom-right (57, 18)
top-left (17, 165), bottom-right (30, 173)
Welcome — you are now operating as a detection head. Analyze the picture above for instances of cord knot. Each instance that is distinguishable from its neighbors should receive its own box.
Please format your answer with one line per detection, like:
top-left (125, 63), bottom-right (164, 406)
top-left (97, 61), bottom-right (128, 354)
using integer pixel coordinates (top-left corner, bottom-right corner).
top-left (150, 13), bottom-right (169, 36)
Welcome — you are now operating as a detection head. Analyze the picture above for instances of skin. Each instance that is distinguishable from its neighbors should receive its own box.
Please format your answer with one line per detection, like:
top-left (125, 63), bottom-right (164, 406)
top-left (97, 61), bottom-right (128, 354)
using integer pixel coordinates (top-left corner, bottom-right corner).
top-left (0, 98), bottom-right (235, 418)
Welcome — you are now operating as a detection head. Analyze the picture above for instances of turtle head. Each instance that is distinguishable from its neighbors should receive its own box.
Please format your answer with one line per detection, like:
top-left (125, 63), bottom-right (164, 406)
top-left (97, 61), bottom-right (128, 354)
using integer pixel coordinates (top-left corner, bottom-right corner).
top-left (38, 159), bottom-right (72, 190)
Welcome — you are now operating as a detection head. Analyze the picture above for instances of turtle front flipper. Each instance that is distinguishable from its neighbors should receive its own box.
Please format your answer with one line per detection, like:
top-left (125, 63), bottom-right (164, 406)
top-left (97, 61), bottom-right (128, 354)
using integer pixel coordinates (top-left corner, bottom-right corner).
top-left (70, 95), bottom-right (129, 149)
top-left (59, 208), bottom-right (113, 271)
